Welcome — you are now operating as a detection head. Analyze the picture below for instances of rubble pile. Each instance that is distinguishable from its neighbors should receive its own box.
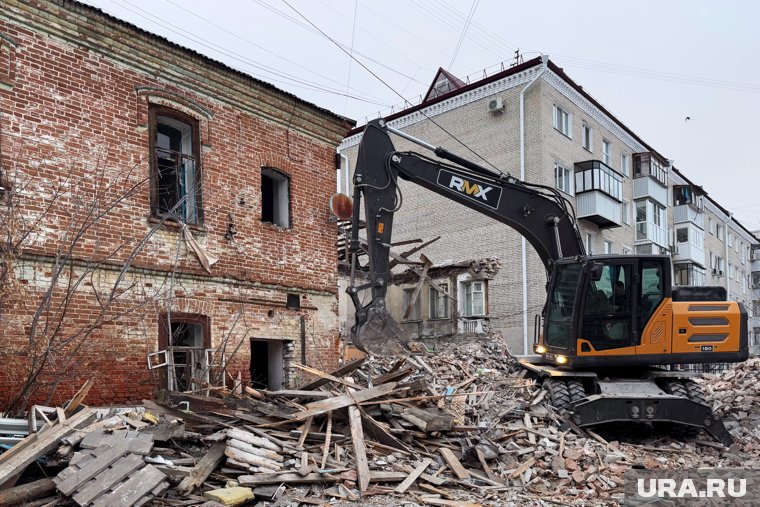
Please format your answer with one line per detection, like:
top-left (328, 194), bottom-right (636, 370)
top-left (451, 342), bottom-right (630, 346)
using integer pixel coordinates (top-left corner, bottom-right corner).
top-left (703, 356), bottom-right (760, 453)
top-left (0, 337), bottom-right (758, 507)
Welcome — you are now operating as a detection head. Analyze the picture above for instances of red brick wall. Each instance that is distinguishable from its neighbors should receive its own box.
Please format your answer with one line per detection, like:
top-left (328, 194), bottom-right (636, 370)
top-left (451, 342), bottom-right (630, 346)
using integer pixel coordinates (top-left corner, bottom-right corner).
top-left (0, 1), bottom-right (348, 411)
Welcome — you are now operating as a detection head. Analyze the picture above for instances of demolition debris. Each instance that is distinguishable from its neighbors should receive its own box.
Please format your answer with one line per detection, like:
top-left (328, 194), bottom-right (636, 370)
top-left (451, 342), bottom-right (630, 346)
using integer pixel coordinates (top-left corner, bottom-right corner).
top-left (1, 338), bottom-right (759, 506)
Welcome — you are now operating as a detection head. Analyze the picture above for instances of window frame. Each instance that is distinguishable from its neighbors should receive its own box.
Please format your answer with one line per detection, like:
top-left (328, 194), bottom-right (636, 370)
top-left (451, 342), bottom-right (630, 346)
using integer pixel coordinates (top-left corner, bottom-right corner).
top-left (554, 162), bottom-right (573, 195)
top-left (582, 122), bottom-right (593, 151)
top-left (429, 283), bottom-right (450, 320)
top-left (463, 280), bottom-right (486, 317)
top-left (553, 104), bottom-right (572, 138)
top-left (261, 167), bottom-right (292, 228)
top-left (149, 106), bottom-right (203, 225)
top-left (602, 139), bottom-right (611, 166)
top-left (621, 153), bottom-right (629, 177)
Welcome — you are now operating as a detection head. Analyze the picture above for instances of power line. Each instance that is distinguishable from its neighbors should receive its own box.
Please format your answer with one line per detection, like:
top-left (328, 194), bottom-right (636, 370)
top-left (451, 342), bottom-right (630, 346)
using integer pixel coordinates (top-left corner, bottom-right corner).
top-left (448, 0), bottom-right (479, 70)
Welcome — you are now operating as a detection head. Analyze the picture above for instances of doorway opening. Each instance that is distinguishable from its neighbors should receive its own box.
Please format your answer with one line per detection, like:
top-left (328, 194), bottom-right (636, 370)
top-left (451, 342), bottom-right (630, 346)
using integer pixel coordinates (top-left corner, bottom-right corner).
top-left (250, 339), bottom-right (283, 390)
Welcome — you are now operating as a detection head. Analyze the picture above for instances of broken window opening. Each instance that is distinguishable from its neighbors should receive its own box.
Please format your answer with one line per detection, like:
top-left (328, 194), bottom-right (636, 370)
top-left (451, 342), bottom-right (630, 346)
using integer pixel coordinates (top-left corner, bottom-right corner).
top-left (261, 167), bottom-right (290, 228)
top-left (150, 107), bottom-right (202, 224)
top-left (250, 339), bottom-right (284, 390)
top-left (157, 313), bottom-right (212, 392)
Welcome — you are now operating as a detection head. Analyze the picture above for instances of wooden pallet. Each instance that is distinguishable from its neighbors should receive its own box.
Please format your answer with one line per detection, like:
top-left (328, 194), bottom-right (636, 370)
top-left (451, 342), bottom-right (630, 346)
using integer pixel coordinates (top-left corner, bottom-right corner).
top-left (53, 432), bottom-right (168, 506)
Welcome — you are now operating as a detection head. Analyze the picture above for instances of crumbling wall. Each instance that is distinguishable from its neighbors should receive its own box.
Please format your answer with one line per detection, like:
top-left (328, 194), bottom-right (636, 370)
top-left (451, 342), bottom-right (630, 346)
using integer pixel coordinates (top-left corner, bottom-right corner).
top-left (0, 1), bottom-right (348, 410)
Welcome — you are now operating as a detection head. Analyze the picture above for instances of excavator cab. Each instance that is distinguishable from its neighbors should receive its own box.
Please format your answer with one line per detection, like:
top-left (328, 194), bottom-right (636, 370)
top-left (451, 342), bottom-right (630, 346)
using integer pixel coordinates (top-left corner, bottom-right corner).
top-left (539, 255), bottom-right (669, 367)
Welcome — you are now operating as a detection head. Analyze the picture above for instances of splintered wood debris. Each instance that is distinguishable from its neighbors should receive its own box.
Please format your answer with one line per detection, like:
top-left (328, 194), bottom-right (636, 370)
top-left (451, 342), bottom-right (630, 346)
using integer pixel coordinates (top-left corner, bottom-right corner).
top-left (1, 340), bottom-right (760, 506)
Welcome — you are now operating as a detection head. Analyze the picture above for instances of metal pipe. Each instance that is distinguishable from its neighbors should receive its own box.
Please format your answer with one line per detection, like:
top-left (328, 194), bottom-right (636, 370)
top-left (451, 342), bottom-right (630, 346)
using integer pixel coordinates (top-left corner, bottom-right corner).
top-left (338, 153), bottom-right (351, 194)
top-left (519, 55), bottom-right (549, 356)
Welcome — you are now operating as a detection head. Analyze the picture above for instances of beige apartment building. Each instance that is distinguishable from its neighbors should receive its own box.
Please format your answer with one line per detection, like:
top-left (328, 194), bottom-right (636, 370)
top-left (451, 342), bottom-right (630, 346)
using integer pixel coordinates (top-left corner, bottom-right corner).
top-left (338, 56), bottom-right (759, 356)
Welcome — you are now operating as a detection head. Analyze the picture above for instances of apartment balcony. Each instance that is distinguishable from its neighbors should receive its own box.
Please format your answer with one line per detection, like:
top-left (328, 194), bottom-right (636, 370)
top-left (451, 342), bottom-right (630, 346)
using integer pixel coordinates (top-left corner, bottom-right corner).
top-left (574, 160), bottom-right (623, 228)
top-left (633, 175), bottom-right (668, 206)
top-left (635, 222), bottom-right (668, 249)
top-left (672, 242), bottom-right (705, 267)
top-left (458, 317), bottom-right (487, 334)
top-left (673, 204), bottom-right (704, 229)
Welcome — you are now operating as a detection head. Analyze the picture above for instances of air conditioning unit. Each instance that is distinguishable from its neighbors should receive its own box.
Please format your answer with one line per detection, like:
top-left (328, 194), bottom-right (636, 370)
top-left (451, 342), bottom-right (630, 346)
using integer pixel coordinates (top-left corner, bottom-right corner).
top-left (487, 97), bottom-right (504, 114)
top-left (719, 270), bottom-right (724, 276)
top-left (712, 268), bottom-right (717, 274)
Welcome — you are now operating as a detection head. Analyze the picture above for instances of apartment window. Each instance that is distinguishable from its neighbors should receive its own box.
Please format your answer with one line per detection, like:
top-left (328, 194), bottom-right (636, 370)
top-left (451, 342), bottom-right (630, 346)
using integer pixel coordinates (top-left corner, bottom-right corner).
top-left (586, 233), bottom-right (594, 255)
top-left (402, 288), bottom-right (421, 321)
top-left (676, 227), bottom-right (688, 243)
top-left (621, 153), bottom-right (629, 177)
top-left (729, 264), bottom-right (734, 280)
top-left (552, 104), bottom-right (571, 138)
top-left (622, 199), bottom-right (630, 225)
top-left (582, 123), bottom-right (593, 151)
top-left (158, 313), bottom-right (211, 392)
top-left (261, 168), bottom-right (290, 228)
top-left (602, 139), bottom-right (611, 166)
top-left (463, 281), bottom-right (485, 317)
top-left (708, 217), bottom-right (715, 235)
top-left (150, 108), bottom-right (202, 224)
top-left (716, 224), bottom-right (724, 242)
top-left (604, 240), bottom-right (612, 254)
top-left (554, 163), bottom-right (572, 195)
top-left (636, 201), bottom-right (647, 240)
top-left (728, 233), bottom-right (734, 247)
top-left (429, 283), bottom-right (449, 319)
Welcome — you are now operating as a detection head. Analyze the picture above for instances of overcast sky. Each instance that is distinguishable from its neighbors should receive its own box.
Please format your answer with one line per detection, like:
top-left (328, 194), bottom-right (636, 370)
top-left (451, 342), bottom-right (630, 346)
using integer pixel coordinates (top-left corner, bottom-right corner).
top-left (80, 0), bottom-right (760, 232)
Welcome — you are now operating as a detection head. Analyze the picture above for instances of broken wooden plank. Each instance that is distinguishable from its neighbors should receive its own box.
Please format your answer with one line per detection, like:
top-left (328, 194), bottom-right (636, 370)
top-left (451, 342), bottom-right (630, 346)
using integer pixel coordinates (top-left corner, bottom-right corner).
top-left (227, 428), bottom-right (281, 452)
top-left (72, 454), bottom-right (145, 506)
top-left (227, 439), bottom-right (283, 462)
top-left (176, 442), bottom-right (226, 496)
top-left (79, 430), bottom-right (154, 455)
top-left (91, 465), bottom-right (166, 507)
top-left (238, 470), bottom-right (407, 486)
top-left (0, 408), bottom-right (95, 488)
top-left (55, 444), bottom-right (127, 495)
top-left (395, 458), bottom-right (432, 494)
top-left (284, 382), bottom-right (398, 423)
top-left (439, 448), bottom-right (470, 480)
top-left (360, 411), bottom-right (411, 453)
top-left (398, 407), bottom-right (454, 432)
top-left (224, 447), bottom-right (281, 471)
top-left (348, 404), bottom-right (370, 492)
top-left (321, 412), bottom-right (332, 469)
top-left (295, 358), bottom-right (365, 391)
top-left (509, 457), bottom-right (536, 479)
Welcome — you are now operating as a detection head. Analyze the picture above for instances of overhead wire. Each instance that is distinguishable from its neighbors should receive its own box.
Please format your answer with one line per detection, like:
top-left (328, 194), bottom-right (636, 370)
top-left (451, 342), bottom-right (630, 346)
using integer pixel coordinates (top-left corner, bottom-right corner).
top-left (108, 0), bottom-right (391, 106)
top-left (280, 0), bottom-right (505, 177)
top-left (447, 0), bottom-right (479, 70)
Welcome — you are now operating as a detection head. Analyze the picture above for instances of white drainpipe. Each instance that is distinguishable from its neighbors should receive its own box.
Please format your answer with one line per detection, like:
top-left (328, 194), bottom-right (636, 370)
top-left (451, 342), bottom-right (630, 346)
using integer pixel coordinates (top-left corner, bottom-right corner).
top-left (338, 152), bottom-right (350, 194)
top-left (725, 212), bottom-right (732, 297)
top-left (519, 55), bottom-right (549, 356)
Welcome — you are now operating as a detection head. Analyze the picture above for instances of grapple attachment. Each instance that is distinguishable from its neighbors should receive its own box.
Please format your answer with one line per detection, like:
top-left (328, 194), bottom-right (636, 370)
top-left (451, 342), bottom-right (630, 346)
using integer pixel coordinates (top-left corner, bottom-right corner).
top-left (351, 299), bottom-right (410, 357)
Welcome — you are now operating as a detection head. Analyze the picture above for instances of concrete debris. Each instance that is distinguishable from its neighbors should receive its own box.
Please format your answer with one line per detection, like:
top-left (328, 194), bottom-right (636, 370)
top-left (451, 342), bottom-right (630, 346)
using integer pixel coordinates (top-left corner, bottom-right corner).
top-left (0, 338), bottom-right (758, 506)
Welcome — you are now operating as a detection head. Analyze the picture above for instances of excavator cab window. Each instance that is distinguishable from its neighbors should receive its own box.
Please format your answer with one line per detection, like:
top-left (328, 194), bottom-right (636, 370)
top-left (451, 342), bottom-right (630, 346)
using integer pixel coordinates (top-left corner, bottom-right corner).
top-left (639, 260), bottom-right (665, 331)
top-left (544, 263), bottom-right (583, 349)
top-left (580, 262), bottom-right (635, 351)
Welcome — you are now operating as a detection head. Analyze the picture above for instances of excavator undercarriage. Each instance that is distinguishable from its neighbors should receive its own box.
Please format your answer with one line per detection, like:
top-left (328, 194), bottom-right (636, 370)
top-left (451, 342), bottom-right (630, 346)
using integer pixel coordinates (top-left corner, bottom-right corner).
top-left (520, 359), bottom-right (734, 446)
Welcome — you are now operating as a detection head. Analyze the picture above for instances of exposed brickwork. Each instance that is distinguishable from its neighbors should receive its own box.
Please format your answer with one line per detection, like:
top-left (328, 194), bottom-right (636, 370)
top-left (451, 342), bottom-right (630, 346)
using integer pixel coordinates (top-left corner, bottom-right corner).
top-left (0, 1), bottom-right (350, 410)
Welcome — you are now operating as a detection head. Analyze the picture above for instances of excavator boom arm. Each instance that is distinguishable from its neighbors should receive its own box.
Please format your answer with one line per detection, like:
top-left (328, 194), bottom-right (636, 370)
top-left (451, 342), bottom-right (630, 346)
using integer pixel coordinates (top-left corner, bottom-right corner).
top-left (348, 119), bottom-right (584, 353)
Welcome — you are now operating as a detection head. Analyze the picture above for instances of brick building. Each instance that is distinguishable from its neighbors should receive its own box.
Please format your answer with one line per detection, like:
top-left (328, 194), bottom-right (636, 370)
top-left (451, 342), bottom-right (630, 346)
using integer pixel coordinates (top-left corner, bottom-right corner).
top-left (0, 0), bottom-right (352, 411)
top-left (339, 56), bottom-right (758, 356)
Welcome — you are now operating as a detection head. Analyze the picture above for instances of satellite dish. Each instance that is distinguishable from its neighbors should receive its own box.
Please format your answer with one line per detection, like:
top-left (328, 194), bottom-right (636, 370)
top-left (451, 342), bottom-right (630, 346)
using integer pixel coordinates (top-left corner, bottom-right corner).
top-left (330, 193), bottom-right (353, 220)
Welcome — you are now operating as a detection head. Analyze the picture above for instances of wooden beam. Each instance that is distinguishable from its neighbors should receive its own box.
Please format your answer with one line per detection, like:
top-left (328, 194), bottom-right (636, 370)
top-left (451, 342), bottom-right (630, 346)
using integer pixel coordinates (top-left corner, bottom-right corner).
top-left (394, 458), bottom-right (432, 494)
top-left (283, 383), bottom-right (398, 423)
top-left (348, 404), bottom-right (370, 492)
top-left (438, 448), bottom-right (470, 480)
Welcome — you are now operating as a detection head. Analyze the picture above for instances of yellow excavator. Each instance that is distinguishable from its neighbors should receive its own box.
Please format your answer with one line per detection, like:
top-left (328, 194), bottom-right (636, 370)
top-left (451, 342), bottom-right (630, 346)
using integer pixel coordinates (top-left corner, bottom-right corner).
top-left (345, 119), bottom-right (748, 445)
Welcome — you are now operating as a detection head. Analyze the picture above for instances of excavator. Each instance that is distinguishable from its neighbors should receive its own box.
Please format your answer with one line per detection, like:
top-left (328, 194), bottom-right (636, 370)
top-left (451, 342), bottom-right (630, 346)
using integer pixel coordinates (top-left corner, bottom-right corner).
top-left (345, 119), bottom-right (748, 446)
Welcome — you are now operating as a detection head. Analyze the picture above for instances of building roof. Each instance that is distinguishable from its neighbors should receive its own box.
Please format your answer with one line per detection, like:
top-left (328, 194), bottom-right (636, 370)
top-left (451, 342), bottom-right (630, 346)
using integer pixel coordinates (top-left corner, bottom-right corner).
top-left (61, 0), bottom-right (354, 128)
